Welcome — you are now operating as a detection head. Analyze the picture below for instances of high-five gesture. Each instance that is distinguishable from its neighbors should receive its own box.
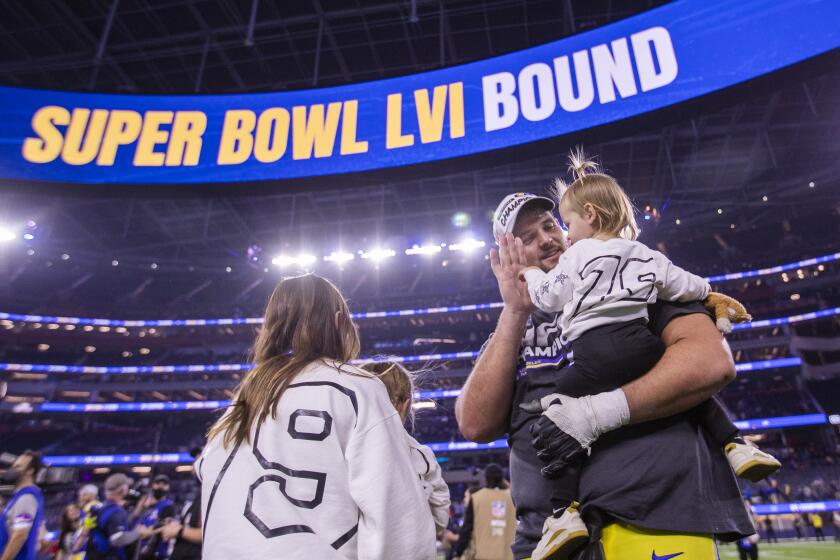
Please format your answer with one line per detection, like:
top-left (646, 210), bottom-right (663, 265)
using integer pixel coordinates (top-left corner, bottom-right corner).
top-left (489, 233), bottom-right (535, 316)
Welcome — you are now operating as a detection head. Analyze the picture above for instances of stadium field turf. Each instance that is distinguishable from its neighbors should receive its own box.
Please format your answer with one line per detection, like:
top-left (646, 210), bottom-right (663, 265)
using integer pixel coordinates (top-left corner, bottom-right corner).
top-left (718, 540), bottom-right (840, 559)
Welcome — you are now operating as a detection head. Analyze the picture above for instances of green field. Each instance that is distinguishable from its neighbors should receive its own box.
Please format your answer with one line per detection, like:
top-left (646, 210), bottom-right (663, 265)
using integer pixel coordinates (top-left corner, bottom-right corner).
top-left (718, 540), bottom-right (840, 560)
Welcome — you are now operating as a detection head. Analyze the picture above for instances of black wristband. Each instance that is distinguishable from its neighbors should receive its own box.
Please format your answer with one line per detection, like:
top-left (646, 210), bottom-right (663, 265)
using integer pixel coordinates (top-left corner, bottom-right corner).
top-left (176, 526), bottom-right (184, 541)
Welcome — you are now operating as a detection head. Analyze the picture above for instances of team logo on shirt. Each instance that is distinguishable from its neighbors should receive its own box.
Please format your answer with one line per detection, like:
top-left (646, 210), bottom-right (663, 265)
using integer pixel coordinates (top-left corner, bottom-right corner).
top-left (519, 312), bottom-right (566, 374)
top-left (491, 500), bottom-right (507, 518)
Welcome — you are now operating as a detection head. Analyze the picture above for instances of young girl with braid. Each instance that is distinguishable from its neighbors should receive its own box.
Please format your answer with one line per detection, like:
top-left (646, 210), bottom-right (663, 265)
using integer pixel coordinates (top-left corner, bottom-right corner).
top-left (362, 361), bottom-right (451, 536)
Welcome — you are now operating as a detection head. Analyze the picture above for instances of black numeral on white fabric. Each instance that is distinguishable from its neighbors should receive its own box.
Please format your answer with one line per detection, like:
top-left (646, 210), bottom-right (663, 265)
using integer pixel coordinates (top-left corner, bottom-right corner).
top-left (572, 254), bottom-right (657, 317)
top-left (243, 382), bottom-right (359, 549)
top-left (288, 409), bottom-right (333, 441)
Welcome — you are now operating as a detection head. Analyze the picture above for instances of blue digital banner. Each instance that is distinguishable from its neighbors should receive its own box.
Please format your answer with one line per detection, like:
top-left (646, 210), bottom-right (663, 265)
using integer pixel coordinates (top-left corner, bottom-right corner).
top-left (733, 413), bottom-right (827, 431)
top-left (752, 501), bottom-right (840, 515)
top-left (41, 411), bottom-right (834, 464)
top-left (752, 500), bottom-right (840, 515)
top-left (1, 0), bottom-right (839, 184)
top-left (44, 453), bottom-right (191, 467)
top-left (0, 355), bottom-right (802, 377)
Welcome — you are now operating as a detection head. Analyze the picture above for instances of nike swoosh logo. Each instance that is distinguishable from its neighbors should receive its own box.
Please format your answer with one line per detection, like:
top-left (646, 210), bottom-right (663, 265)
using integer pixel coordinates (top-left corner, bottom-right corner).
top-left (652, 552), bottom-right (684, 560)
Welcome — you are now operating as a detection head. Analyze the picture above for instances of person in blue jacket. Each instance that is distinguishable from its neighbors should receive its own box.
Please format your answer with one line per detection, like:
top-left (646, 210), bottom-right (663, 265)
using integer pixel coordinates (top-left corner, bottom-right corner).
top-left (0, 451), bottom-right (44, 560)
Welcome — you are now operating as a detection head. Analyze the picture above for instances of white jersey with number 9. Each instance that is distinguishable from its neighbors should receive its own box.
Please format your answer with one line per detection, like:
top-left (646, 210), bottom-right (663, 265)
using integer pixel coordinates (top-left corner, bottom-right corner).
top-left (198, 359), bottom-right (436, 560)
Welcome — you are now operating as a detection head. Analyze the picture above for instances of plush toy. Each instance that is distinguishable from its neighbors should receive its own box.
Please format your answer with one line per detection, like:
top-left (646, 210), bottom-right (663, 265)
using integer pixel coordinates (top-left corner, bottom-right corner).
top-left (703, 292), bottom-right (752, 334)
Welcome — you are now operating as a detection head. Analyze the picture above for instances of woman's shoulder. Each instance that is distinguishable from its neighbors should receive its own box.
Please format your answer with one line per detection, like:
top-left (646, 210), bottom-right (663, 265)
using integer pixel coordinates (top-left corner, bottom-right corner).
top-left (299, 359), bottom-right (391, 398)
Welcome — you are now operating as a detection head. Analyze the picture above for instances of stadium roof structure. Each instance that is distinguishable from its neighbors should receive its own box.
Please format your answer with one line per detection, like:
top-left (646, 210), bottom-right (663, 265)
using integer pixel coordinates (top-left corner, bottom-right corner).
top-left (0, 1), bottom-right (839, 313)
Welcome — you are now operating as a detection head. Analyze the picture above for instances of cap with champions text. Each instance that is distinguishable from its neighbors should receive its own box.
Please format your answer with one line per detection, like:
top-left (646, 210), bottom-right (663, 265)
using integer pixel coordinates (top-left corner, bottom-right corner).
top-left (492, 193), bottom-right (555, 240)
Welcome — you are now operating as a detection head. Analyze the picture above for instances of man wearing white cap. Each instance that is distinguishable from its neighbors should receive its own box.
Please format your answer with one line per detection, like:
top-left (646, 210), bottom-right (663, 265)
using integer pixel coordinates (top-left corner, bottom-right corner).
top-left (456, 192), bottom-right (753, 559)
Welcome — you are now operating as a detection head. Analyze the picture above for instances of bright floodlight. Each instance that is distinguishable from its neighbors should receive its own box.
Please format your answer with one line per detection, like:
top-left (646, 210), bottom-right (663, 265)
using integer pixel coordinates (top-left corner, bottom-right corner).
top-left (449, 238), bottom-right (486, 252)
top-left (272, 254), bottom-right (316, 268)
top-left (297, 254), bottom-right (316, 267)
top-left (0, 228), bottom-right (16, 242)
top-left (361, 248), bottom-right (396, 262)
top-left (405, 244), bottom-right (442, 256)
top-left (324, 251), bottom-right (355, 264)
top-left (451, 212), bottom-right (471, 228)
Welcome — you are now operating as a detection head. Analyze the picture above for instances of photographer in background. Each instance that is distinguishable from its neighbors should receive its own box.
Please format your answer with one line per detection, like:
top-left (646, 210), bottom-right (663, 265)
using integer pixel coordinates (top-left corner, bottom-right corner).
top-left (0, 451), bottom-right (44, 560)
top-left (158, 449), bottom-right (203, 560)
top-left (132, 475), bottom-right (175, 560)
top-left (158, 494), bottom-right (200, 560)
top-left (86, 474), bottom-right (154, 560)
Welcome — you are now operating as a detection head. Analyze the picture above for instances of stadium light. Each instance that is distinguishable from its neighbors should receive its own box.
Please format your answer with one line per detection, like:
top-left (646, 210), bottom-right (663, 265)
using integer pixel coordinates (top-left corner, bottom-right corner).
top-left (360, 248), bottom-right (396, 262)
top-left (412, 401), bottom-right (436, 410)
top-left (324, 251), bottom-right (355, 264)
top-left (272, 254), bottom-right (316, 268)
top-left (449, 238), bottom-right (486, 252)
top-left (0, 228), bottom-right (16, 242)
top-left (405, 244), bottom-right (443, 256)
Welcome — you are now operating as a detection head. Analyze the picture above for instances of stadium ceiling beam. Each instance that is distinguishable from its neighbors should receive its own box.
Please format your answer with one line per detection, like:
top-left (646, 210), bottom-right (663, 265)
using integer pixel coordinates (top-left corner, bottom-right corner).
top-left (354, 0), bottom-right (385, 78)
top-left (46, 0), bottom-right (139, 91)
top-left (4, 3), bottom-right (85, 89)
top-left (182, 1), bottom-right (248, 90)
top-left (217, 0), bottom-right (274, 79)
top-left (0, 0), bottom-right (441, 76)
top-left (88, 0), bottom-right (119, 90)
top-left (311, 0), bottom-right (352, 83)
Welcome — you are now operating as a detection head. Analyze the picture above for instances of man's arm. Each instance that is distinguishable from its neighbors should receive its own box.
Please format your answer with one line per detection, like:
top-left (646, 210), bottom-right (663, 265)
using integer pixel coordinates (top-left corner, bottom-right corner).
top-left (622, 312), bottom-right (736, 424)
top-left (456, 308), bottom-right (526, 442)
top-left (456, 236), bottom-right (534, 442)
top-left (0, 527), bottom-right (30, 560)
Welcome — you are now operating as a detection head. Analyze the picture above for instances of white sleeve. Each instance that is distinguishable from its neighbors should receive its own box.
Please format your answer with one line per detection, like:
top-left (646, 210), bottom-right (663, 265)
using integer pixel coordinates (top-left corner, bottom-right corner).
top-left (654, 252), bottom-right (710, 302)
top-left (348, 414), bottom-right (437, 560)
top-left (523, 251), bottom-right (575, 313)
top-left (8, 494), bottom-right (38, 530)
top-left (416, 444), bottom-right (451, 534)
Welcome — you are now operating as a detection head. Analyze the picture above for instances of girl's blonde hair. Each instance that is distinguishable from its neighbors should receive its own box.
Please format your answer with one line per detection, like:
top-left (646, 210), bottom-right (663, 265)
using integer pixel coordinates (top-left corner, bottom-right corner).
top-left (553, 148), bottom-right (639, 240)
top-left (361, 360), bottom-right (416, 429)
top-left (207, 274), bottom-right (360, 448)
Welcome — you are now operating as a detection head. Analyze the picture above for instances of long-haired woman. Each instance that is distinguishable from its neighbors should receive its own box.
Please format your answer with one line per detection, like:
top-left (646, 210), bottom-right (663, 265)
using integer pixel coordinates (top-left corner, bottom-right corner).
top-left (198, 274), bottom-right (436, 560)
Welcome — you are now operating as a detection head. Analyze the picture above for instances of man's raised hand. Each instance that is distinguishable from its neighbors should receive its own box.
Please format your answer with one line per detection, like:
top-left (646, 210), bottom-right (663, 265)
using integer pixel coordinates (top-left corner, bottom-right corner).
top-left (489, 233), bottom-right (535, 315)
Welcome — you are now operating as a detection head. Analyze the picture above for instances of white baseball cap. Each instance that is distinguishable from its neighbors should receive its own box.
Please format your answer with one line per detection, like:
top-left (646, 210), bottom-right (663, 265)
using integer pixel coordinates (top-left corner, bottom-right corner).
top-left (492, 193), bottom-right (555, 239)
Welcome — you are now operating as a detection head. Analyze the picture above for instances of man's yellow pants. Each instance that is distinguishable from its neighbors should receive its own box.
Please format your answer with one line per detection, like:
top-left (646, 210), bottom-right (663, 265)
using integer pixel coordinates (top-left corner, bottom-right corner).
top-left (524, 522), bottom-right (718, 560)
top-left (601, 522), bottom-right (717, 559)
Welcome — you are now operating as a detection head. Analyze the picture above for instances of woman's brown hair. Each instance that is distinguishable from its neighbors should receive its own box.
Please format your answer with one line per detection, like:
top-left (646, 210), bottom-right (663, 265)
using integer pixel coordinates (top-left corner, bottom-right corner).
top-left (207, 273), bottom-right (360, 448)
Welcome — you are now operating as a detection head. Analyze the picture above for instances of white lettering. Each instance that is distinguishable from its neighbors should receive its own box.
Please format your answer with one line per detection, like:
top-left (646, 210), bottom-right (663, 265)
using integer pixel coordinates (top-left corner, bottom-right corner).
top-left (482, 72), bottom-right (519, 131)
top-left (631, 26), bottom-right (678, 92)
top-left (518, 63), bottom-right (556, 122)
top-left (591, 38), bottom-right (638, 104)
top-left (554, 50), bottom-right (595, 112)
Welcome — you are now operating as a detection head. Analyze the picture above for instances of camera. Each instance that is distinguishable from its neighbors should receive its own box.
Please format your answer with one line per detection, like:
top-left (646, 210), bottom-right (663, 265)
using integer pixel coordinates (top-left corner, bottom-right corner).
top-left (124, 479), bottom-right (149, 509)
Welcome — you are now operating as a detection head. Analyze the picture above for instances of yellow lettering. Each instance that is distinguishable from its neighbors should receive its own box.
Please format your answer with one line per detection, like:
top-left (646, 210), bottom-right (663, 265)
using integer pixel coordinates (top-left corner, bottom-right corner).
top-left (414, 85), bottom-right (448, 144)
top-left (134, 111), bottom-right (174, 166)
top-left (61, 109), bottom-right (109, 165)
top-left (449, 82), bottom-right (465, 138)
top-left (253, 108), bottom-right (290, 163)
top-left (97, 110), bottom-right (142, 166)
top-left (217, 110), bottom-right (256, 165)
top-left (339, 100), bottom-right (368, 155)
top-left (166, 111), bottom-right (206, 166)
top-left (386, 94), bottom-right (414, 149)
top-left (22, 106), bottom-right (69, 164)
top-left (292, 103), bottom-right (342, 160)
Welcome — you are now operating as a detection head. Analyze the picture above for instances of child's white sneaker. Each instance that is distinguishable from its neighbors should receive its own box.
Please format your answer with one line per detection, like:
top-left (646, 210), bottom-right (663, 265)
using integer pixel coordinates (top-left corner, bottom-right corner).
top-left (531, 502), bottom-right (589, 560)
top-left (725, 442), bottom-right (781, 482)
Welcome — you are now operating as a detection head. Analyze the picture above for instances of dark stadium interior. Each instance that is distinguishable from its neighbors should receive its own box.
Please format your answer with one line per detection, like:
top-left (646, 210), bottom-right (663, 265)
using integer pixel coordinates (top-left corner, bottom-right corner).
top-left (1, 0), bottom-right (839, 553)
